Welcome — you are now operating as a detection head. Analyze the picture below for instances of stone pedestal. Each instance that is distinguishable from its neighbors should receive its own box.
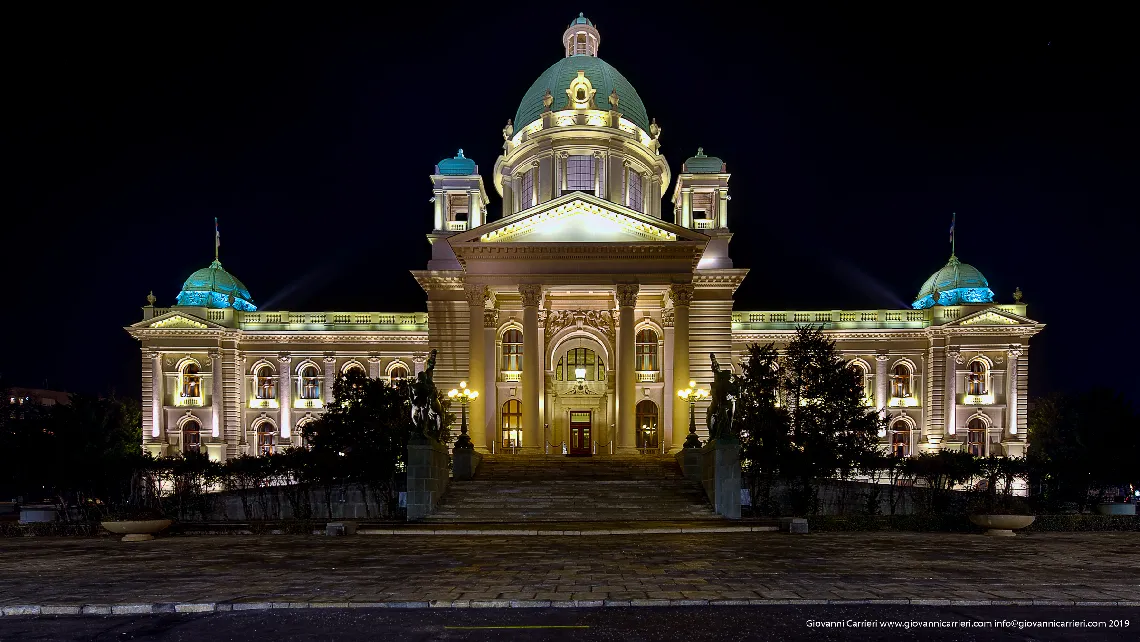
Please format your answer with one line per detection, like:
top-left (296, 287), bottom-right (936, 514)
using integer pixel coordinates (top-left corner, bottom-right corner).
top-left (700, 437), bottom-right (741, 519)
top-left (675, 448), bottom-right (701, 483)
top-left (406, 436), bottom-right (450, 521)
top-left (452, 448), bottom-right (483, 481)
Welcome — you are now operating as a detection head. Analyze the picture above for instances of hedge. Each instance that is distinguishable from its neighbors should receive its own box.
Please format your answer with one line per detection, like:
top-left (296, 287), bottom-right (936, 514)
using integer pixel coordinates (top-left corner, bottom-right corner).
top-left (808, 513), bottom-right (1140, 533)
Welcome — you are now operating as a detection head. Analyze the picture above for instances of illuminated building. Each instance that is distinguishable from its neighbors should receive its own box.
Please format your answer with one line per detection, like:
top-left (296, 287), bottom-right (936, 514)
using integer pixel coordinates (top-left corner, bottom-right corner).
top-left (127, 15), bottom-right (1042, 460)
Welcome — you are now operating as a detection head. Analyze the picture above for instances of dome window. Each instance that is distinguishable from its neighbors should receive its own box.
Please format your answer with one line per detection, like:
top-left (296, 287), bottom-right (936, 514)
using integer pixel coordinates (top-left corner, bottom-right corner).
top-left (565, 71), bottom-right (597, 109)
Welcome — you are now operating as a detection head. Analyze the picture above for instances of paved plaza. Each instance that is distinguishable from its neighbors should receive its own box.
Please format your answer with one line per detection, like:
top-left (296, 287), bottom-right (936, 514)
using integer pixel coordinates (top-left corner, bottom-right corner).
top-left (1, 531), bottom-right (1138, 612)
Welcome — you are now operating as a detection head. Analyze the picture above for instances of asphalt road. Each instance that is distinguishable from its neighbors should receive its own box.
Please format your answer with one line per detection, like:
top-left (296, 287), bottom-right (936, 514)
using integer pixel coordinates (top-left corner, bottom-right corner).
top-left (1, 606), bottom-right (1138, 641)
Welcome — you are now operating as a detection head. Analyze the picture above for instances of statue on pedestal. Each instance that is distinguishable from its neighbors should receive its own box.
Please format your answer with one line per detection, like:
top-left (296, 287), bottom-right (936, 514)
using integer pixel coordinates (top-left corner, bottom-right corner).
top-left (608, 88), bottom-right (620, 110)
top-left (410, 349), bottom-right (443, 440)
top-left (502, 119), bottom-right (514, 141)
top-left (706, 353), bottom-right (738, 440)
top-left (543, 88), bottom-right (554, 111)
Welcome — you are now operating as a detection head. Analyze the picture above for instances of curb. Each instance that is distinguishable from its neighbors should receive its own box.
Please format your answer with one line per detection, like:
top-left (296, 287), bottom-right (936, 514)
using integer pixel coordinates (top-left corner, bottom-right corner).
top-left (5, 599), bottom-right (1140, 617)
top-left (357, 526), bottom-right (779, 536)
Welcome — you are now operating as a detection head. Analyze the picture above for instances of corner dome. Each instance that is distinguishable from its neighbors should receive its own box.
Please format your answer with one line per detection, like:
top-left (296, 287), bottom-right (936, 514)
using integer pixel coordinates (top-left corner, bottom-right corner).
top-left (513, 55), bottom-right (650, 134)
top-left (436, 149), bottom-right (476, 176)
top-left (912, 255), bottom-right (994, 309)
top-left (176, 259), bottom-right (256, 311)
top-left (683, 148), bottom-right (725, 174)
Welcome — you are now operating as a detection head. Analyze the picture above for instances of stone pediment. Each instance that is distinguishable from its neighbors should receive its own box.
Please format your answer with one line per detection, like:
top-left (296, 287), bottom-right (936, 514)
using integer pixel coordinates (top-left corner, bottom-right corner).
top-left (448, 192), bottom-right (708, 245)
top-left (128, 311), bottom-right (221, 331)
top-left (945, 306), bottom-right (1041, 330)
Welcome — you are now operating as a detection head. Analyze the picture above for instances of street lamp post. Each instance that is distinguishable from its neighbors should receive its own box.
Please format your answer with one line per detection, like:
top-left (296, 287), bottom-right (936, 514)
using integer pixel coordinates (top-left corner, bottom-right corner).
top-left (677, 380), bottom-right (708, 449)
top-left (448, 381), bottom-right (479, 450)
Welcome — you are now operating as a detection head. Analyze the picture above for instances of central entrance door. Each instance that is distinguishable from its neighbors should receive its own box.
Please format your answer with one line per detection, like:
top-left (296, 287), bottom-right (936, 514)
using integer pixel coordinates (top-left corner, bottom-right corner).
top-left (569, 410), bottom-right (592, 456)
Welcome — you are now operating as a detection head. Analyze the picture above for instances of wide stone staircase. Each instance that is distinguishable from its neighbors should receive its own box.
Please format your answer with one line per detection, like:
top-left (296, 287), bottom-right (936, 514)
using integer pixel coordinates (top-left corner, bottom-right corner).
top-left (424, 453), bottom-right (720, 522)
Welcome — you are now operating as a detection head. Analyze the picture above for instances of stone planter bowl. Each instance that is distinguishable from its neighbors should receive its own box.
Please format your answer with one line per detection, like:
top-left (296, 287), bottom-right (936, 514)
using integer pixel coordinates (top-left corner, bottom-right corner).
top-left (969, 514), bottom-right (1035, 537)
top-left (101, 519), bottom-right (173, 542)
top-left (1095, 503), bottom-right (1137, 516)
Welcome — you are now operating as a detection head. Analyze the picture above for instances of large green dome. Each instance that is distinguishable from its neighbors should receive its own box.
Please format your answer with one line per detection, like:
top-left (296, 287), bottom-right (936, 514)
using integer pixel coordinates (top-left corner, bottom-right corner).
top-left (513, 55), bottom-right (650, 134)
top-left (175, 259), bottom-right (257, 311)
top-left (912, 255), bottom-right (994, 309)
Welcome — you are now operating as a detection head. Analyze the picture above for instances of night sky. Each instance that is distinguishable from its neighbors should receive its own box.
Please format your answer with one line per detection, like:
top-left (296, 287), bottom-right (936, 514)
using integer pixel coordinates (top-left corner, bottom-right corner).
top-left (3, 5), bottom-right (1136, 402)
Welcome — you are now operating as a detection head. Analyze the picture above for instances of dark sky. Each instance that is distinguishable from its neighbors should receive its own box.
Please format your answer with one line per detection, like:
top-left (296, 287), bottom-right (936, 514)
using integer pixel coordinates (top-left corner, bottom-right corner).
top-left (3, 5), bottom-right (1136, 402)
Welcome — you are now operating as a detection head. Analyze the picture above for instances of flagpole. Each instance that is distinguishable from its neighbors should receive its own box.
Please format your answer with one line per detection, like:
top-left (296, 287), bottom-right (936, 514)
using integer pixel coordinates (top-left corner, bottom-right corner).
top-left (950, 212), bottom-right (956, 258)
top-left (215, 217), bottom-right (220, 261)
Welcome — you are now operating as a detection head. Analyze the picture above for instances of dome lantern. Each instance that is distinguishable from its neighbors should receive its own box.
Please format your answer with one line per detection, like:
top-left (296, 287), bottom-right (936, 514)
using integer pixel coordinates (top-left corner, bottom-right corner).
top-left (563, 13), bottom-right (600, 57)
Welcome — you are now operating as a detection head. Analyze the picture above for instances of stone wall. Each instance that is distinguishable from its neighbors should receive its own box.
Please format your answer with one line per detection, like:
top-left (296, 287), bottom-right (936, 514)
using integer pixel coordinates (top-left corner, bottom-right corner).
top-left (406, 436), bottom-right (450, 521)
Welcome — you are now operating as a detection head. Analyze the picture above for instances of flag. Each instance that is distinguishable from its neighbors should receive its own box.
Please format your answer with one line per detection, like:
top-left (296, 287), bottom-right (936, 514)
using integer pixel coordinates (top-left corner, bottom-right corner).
top-left (214, 217), bottom-right (220, 260)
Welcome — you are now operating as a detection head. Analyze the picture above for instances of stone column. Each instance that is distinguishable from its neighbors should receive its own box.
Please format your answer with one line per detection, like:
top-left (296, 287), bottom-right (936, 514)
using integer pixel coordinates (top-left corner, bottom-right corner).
top-left (484, 309), bottom-right (498, 449)
top-left (616, 283), bottom-right (640, 450)
top-left (468, 189), bottom-right (482, 228)
top-left (875, 353), bottom-right (889, 418)
top-left (662, 310), bottom-right (675, 447)
top-left (650, 175), bottom-right (662, 218)
top-left (149, 350), bottom-right (163, 439)
top-left (670, 284), bottom-right (693, 451)
top-left (236, 352), bottom-right (247, 450)
top-left (432, 189), bottom-right (444, 231)
top-left (465, 284), bottom-right (488, 450)
top-left (519, 284), bottom-right (543, 452)
top-left (278, 354), bottom-right (292, 440)
top-left (368, 354), bottom-right (381, 379)
top-left (323, 354), bottom-right (337, 405)
top-left (681, 187), bottom-right (693, 228)
top-left (718, 188), bottom-right (729, 228)
top-left (502, 175), bottom-right (514, 217)
top-left (1007, 346), bottom-right (1022, 436)
top-left (945, 347), bottom-right (959, 441)
top-left (209, 349), bottom-right (222, 438)
top-left (413, 353), bottom-right (426, 376)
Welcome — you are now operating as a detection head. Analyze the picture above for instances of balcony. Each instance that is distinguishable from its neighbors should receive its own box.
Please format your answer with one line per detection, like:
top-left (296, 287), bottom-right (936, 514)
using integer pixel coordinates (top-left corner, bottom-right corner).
top-left (693, 219), bottom-right (715, 230)
top-left (174, 395), bottom-right (203, 408)
top-left (248, 398), bottom-right (279, 409)
top-left (446, 220), bottom-right (468, 232)
top-left (961, 393), bottom-right (995, 406)
top-left (636, 370), bottom-right (659, 383)
top-left (294, 398), bottom-right (324, 409)
top-left (501, 370), bottom-right (522, 382)
top-left (888, 396), bottom-right (919, 408)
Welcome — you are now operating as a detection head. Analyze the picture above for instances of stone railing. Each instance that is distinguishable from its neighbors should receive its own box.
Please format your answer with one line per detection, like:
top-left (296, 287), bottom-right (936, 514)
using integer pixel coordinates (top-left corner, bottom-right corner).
top-left (237, 311), bottom-right (429, 332)
top-left (732, 304), bottom-right (1029, 331)
top-left (501, 370), bottom-right (522, 382)
top-left (636, 370), bottom-right (659, 383)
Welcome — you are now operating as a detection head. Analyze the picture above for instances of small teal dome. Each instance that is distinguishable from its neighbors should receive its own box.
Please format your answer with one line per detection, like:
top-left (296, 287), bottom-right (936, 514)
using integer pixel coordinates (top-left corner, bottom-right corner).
top-left (175, 259), bottom-right (256, 311)
top-left (436, 149), bottom-right (476, 176)
top-left (912, 255), bottom-right (994, 309)
top-left (571, 12), bottom-right (593, 26)
top-left (683, 147), bottom-right (725, 174)
top-left (514, 55), bottom-right (650, 133)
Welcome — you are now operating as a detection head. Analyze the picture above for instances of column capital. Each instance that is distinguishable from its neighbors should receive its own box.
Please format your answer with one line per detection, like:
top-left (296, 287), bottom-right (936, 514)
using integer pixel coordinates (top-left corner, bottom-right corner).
top-left (323, 352), bottom-right (337, 363)
top-left (207, 349), bottom-right (222, 361)
top-left (518, 284), bottom-right (543, 307)
top-left (412, 352), bottom-right (427, 364)
top-left (277, 353), bottom-right (291, 364)
top-left (669, 283), bottom-right (694, 307)
top-left (662, 308), bottom-right (675, 327)
top-left (875, 352), bottom-right (891, 362)
top-left (484, 309), bottom-right (499, 328)
top-left (145, 349), bottom-right (161, 360)
top-left (1007, 345), bottom-right (1023, 358)
top-left (615, 283), bottom-right (640, 307)
top-left (464, 284), bottom-right (489, 307)
top-left (368, 353), bottom-right (382, 364)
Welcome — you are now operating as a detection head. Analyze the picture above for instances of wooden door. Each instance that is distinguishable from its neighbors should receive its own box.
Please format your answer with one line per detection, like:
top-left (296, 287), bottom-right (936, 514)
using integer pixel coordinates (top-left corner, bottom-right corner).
top-left (568, 410), bottom-right (592, 456)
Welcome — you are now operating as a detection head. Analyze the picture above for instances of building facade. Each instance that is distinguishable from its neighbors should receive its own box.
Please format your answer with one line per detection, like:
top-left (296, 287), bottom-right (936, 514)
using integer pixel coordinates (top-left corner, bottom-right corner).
top-left (127, 16), bottom-right (1043, 461)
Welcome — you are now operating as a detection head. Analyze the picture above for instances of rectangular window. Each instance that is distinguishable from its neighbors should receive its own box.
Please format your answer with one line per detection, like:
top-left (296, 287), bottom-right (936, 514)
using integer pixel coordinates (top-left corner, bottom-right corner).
top-left (520, 169), bottom-right (535, 209)
top-left (628, 169), bottom-right (643, 212)
top-left (567, 155), bottom-right (595, 194)
top-left (448, 193), bottom-right (469, 223)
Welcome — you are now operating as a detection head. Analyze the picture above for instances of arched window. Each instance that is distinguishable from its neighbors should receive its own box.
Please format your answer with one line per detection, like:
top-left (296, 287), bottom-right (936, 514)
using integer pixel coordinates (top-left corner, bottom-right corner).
top-left (558, 347), bottom-right (603, 382)
top-left (299, 365), bottom-right (321, 400)
top-left (627, 168), bottom-right (644, 212)
top-left (849, 362), bottom-right (870, 399)
top-left (343, 362), bottom-right (366, 377)
top-left (890, 419), bottom-right (911, 457)
top-left (891, 364), bottom-right (911, 398)
top-left (502, 329), bottom-right (523, 372)
top-left (183, 419), bottom-right (201, 454)
top-left (967, 360), bottom-right (988, 396)
top-left (255, 364), bottom-right (276, 400)
top-left (256, 420), bottom-right (277, 456)
top-left (181, 362), bottom-right (201, 398)
top-left (967, 418), bottom-right (987, 457)
top-left (389, 365), bottom-right (408, 384)
top-left (636, 400), bottom-right (659, 451)
top-left (635, 329), bottom-right (658, 371)
top-left (501, 400), bottom-right (522, 449)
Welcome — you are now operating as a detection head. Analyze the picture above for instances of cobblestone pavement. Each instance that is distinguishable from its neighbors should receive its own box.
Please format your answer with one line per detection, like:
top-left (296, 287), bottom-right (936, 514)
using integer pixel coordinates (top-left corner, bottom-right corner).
top-left (0, 532), bottom-right (1138, 610)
